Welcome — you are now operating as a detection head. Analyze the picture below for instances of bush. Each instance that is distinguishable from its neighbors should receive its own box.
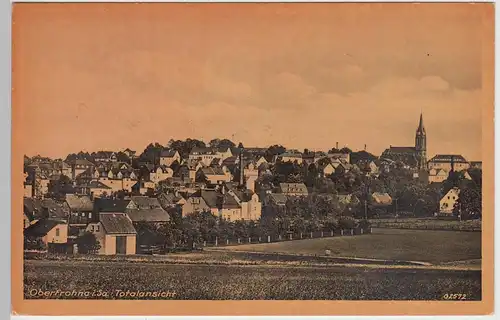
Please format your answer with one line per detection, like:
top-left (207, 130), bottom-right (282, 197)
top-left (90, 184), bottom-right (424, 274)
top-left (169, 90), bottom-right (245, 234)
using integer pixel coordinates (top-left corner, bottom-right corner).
top-left (24, 236), bottom-right (47, 251)
top-left (76, 232), bottom-right (101, 254)
top-left (338, 217), bottom-right (356, 229)
top-left (357, 219), bottom-right (371, 230)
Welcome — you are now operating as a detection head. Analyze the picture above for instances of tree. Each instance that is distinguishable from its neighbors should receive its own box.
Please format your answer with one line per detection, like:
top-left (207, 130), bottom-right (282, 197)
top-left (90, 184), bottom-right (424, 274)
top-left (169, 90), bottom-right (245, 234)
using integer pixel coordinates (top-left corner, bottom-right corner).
top-left (139, 143), bottom-right (164, 165)
top-left (208, 138), bottom-right (221, 148)
top-left (24, 236), bottom-right (47, 251)
top-left (314, 177), bottom-right (336, 194)
top-left (237, 142), bottom-right (244, 149)
top-left (47, 175), bottom-right (74, 200)
top-left (137, 165), bottom-right (152, 182)
top-left (266, 145), bottom-right (286, 159)
top-left (340, 147), bottom-right (352, 154)
top-left (442, 170), bottom-right (467, 195)
top-left (76, 232), bottom-right (101, 254)
top-left (169, 139), bottom-right (206, 159)
top-left (219, 139), bottom-right (236, 149)
top-left (116, 151), bottom-right (131, 163)
top-left (453, 181), bottom-right (482, 219)
top-left (350, 150), bottom-right (376, 165)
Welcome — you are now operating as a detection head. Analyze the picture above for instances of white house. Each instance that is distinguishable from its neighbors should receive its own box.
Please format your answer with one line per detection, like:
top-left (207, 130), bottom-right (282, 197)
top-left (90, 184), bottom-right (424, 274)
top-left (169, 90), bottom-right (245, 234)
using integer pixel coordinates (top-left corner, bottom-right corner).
top-left (439, 188), bottom-right (460, 215)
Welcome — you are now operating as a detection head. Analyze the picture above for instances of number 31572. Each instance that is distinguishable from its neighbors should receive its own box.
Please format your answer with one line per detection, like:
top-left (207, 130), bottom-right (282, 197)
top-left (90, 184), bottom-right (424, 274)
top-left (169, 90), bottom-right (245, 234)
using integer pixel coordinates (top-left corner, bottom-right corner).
top-left (442, 293), bottom-right (467, 300)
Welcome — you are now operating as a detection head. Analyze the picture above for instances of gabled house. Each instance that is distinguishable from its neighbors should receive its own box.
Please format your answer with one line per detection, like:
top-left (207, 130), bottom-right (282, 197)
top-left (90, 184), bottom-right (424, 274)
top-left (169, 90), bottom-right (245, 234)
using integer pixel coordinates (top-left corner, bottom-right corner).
top-left (131, 180), bottom-right (155, 195)
top-left (370, 192), bottom-right (393, 207)
top-left (199, 189), bottom-right (223, 216)
top-left (333, 161), bottom-right (354, 175)
top-left (157, 192), bottom-right (185, 209)
top-left (358, 160), bottom-right (379, 176)
top-left (159, 150), bottom-right (181, 167)
top-left (428, 168), bottom-right (449, 184)
top-left (327, 151), bottom-right (350, 164)
top-left (220, 192), bottom-right (242, 221)
top-left (94, 151), bottom-right (118, 163)
top-left (216, 147), bottom-right (233, 161)
top-left (440, 188), bottom-right (460, 215)
top-left (23, 197), bottom-right (43, 226)
top-left (54, 160), bottom-right (72, 177)
top-left (267, 193), bottom-right (288, 206)
top-left (86, 213), bottom-right (137, 255)
top-left (255, 156), bottom-right (268, 168)
top-left (316, 161), bottom-right (335, 177)
top-left (149, 165), bottom-right (174, 185)
top-left (77, 180), bottom-right (113, 198)
top-left (277, 183), bottom-right (308, 196)
top-left (93, 198), bottom-right (130, 218)
top-left (28, 199), bottom-right (71, 222)
top-left (243, 162), bottom-right (259, 191)
top-left (182, 191), bottom-right (210, 217)
top-left (428, 154), bottom-right (470, 172)
top-left (65, 194), bottom-right (94, 222)
top-left (196, 167), bottom-right (232, 184)
top-left (69, 159), bottom-right (95, 180)
top-left (123, 148), bottom-right (136, 159)
top-left (226, 187), bottom-right (262, 221)
top-left (278, 152), bottom-right (303, 164)
top-left (189, 147), bottom-right (218, 166)
top-left (24, 219), bottom-right (68, 250)
top-left (337, 194), bottom-right (360, 207)
top-left (184, 160), bottom-right (205, 182)
top-left (98, 170), bottom-right (137, 193)
top-left (125, 196), bottom-right (170, 223)
top-left (65, 194), bottom-right (94, 240)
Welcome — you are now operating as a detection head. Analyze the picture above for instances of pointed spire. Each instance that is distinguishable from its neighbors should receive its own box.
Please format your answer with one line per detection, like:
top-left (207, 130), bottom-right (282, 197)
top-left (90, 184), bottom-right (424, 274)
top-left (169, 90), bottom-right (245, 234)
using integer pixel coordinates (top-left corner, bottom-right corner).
top-left (417, 112), bottom-right (425, 134)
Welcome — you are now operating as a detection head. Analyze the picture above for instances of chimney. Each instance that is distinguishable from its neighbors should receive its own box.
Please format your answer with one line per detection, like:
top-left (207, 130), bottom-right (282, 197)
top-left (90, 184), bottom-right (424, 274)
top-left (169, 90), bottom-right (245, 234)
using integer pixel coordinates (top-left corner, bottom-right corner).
top-left (364, 144), bottom-right (367, 151)
top-left (239, 151), bottom-right (244, 186)
top-left (336, 142), bottom-right (339, 149)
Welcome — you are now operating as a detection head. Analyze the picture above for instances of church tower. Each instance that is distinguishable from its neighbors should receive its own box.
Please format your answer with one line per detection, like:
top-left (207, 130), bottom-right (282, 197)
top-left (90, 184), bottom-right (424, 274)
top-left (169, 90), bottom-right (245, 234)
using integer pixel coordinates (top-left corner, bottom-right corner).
top-left (415, 113), bottom-right (427, 169)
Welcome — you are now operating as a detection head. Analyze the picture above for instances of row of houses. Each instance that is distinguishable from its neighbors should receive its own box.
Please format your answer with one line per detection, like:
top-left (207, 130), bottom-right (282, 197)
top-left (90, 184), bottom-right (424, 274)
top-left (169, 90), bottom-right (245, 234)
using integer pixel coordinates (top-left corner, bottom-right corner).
top-left (23, 195), bottom-right (172, 255)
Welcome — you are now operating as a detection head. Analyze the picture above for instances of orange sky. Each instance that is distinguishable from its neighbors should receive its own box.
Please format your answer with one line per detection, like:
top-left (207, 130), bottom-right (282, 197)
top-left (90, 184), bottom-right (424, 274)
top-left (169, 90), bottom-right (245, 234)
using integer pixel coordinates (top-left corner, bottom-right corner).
top-left (13, 3), bottom-right (491, 160)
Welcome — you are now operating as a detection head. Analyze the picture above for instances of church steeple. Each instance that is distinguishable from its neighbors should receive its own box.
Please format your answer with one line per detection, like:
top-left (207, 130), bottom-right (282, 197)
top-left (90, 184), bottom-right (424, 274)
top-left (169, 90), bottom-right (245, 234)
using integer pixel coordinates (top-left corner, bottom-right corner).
top-left (417, 112), bottom-right (425, 134)
top-left (415, 112), bottom-right (427, 170)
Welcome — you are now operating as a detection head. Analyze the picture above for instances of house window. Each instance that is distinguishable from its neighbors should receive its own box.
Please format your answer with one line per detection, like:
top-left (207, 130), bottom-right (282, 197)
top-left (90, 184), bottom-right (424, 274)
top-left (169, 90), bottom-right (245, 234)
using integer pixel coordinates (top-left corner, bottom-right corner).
top-left (96, 225), bottom-right (100, 232)
top-left (55, 228), bottom-right (60, 237)
top-left (448, 196), bottom-right (450, 199)
top-left (89, 212), bottom-right (92, 219)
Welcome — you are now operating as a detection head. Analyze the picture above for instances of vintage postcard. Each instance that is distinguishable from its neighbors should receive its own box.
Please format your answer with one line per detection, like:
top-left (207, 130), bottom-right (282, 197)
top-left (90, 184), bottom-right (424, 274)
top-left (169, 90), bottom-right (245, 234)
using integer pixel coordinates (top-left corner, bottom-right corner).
top-left (12, 2), bottom-right (494, 316)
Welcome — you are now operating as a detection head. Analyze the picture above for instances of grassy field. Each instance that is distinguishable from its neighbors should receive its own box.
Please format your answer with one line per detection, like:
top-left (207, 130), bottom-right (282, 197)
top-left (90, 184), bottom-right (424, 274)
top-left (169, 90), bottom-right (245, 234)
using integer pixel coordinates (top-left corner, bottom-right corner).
top-left (24, 260), bottom-right (481, 300)
top-left (368, 218), bottom-right (481, 231)
top-left (218, 228), bottom-right (482, 264)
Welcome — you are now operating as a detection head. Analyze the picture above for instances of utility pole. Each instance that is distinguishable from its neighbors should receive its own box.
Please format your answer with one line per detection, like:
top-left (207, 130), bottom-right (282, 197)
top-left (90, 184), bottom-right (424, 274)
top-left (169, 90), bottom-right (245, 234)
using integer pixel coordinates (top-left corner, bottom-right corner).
top-left (395, 198), bottom-right (398, 222)
top-left (459, 202), bottom-right (462, 222)
top-left (364, 200), bottom-right (368, 220)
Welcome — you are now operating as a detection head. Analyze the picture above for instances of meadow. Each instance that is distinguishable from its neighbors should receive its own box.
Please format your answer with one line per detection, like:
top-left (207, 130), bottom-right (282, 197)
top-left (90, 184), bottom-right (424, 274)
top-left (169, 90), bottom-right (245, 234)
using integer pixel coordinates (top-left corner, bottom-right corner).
top-left (218, 228), bottom-right (482, 264)
top-left (24, 260), bottom-right (481, 300)
top-left (24, 228), bottom-right (482, 300)
top-left (368, 218), bottom-right (482, 232)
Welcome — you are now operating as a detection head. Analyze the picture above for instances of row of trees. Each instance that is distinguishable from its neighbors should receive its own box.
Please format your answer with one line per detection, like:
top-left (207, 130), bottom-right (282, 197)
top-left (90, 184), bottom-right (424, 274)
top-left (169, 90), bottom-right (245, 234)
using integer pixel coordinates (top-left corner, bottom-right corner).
top-left (134, 207), bottom-right (369, 250)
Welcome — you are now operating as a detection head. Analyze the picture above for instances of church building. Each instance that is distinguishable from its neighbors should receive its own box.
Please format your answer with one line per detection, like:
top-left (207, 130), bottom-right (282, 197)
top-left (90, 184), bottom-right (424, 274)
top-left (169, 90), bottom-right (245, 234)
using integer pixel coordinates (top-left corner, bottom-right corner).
top-left (380, 113), bottom-right (427, 169)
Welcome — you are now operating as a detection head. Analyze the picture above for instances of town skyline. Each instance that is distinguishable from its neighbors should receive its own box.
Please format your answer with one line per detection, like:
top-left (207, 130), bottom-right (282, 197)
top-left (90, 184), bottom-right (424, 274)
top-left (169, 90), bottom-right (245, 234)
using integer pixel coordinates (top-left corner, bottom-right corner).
top-left (14, 3), bottom-right (484, 160)
top-left (23, 112), bottom-right (481, 162)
